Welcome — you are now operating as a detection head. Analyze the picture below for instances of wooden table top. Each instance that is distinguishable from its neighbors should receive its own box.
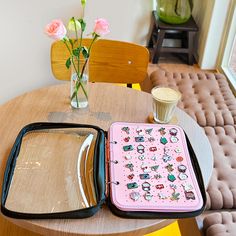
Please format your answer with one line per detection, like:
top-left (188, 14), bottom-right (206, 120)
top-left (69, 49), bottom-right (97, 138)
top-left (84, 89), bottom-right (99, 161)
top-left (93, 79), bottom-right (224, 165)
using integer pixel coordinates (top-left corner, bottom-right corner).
top-left (0, 82), bottom-right (213, 236)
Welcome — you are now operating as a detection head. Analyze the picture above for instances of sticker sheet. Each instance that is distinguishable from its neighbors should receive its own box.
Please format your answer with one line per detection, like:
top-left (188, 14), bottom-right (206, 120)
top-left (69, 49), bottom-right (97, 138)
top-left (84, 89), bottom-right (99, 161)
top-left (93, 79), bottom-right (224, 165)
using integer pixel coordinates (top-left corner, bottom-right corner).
top-left (108, 122), bottom-right (203, 212)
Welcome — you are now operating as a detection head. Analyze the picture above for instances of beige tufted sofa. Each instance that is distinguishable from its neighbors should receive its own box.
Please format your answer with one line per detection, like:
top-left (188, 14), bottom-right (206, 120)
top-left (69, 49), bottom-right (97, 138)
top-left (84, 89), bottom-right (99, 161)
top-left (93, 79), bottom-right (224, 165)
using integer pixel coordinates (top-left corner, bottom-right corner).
top-left (140, 68), bottom-right (236, 235)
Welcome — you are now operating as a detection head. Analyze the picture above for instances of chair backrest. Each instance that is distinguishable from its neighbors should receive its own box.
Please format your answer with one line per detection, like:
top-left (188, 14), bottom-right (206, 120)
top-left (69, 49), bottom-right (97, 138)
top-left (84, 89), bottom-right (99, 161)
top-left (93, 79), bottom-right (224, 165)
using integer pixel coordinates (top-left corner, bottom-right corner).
top-left (51, 39), bottom-right (149, 85)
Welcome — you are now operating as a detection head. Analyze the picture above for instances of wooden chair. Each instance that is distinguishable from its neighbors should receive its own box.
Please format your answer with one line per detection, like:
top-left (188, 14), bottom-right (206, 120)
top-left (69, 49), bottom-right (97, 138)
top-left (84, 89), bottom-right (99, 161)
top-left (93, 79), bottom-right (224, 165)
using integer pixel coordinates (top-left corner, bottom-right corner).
top-left (51, 39), bottom-right (149, 88)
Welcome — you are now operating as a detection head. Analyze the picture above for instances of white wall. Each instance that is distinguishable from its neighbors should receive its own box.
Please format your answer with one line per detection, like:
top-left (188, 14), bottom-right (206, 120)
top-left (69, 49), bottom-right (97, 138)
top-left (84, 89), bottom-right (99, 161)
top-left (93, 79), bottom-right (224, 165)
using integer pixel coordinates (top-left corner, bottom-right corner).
top-left (192, 0), bottom-right (231, 69)
top-left (0, 0), bottom-right (153, 105)
top-left (192, 0), bottom-right (214, 63)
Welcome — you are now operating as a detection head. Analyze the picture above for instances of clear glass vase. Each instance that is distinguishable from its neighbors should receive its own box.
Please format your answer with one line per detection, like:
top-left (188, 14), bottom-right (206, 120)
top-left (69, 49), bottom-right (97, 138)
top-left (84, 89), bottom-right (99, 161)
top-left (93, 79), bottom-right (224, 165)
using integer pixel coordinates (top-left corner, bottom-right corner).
top-left (156, 0), bottom-right (192, 24)
top-left (70, 58), bottom-right (89, 109)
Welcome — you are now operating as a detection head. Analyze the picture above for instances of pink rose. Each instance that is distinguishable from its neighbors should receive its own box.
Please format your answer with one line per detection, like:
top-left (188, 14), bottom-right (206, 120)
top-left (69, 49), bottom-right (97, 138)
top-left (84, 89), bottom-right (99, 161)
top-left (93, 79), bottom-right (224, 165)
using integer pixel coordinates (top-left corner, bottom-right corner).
top-left (45, 19), bottom-right (67, 40)
top-left (93, 18), bottom-right (110, 36)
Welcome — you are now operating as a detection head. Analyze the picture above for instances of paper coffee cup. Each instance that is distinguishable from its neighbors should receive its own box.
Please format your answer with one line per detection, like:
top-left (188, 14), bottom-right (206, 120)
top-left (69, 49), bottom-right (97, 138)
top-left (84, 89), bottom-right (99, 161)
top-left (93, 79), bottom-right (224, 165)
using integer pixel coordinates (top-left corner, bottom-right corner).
top-left (151, 87), bottom-right (181, 123)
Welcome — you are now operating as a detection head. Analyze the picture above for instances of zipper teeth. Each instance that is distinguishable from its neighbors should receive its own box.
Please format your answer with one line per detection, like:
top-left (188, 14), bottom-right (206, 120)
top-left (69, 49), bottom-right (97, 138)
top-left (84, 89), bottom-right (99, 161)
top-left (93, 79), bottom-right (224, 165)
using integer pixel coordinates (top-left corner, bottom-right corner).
top-left (93, 132), bottom-right (99, 200)
top-left (93, 129), bottom-right (106, 204)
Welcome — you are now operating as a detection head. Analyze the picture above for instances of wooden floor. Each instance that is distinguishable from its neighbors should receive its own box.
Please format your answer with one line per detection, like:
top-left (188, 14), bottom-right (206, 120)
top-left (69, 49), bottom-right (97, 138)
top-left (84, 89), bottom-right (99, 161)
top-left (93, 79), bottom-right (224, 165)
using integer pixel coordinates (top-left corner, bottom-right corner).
top-left (148, 54), bottom-right (215, 75)
top-left (0, 55), bottom-right (207, 236)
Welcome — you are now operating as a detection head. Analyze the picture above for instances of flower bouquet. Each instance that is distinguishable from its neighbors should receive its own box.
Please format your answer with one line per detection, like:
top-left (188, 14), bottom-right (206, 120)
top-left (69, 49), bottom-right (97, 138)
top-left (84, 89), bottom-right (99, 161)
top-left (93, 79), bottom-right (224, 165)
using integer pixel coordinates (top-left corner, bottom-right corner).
top-left (45, 0), bottom-right (109, 108)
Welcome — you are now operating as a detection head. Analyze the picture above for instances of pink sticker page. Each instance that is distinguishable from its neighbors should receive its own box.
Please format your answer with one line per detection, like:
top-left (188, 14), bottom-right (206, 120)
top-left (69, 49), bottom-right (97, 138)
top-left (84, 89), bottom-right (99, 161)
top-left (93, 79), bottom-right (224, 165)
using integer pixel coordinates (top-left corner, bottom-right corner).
top-left (108, 122), bottom-right (203, 212)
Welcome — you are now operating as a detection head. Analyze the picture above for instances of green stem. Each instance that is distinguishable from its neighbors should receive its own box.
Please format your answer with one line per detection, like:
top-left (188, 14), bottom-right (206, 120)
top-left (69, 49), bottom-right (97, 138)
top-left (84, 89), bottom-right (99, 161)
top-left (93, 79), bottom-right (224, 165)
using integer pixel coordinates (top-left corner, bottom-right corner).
top-left (80, 34), bottom-right (98, 77)
top-left (82, 6), bottom-right (85, 19)
top-left (77, 30), bottom-right (83, 76)
top-left (63, 39), bottom-right (88, 101)
top-left (88, 34), bottom-right (98, 54)
top-left (79, 28), bottom-right (83, 48)
top-left (72, 17), bottom-right (80, 73)
top-left (75, 88), bottom-right (79, 107)
top-left (72, 57), bottom-right (88, 99)
top-left (73, 33), bottom-right (97, 100)
top-left (63, 38), bottom-right (72, 54)
top-left (77, 75), bottom-right (88, 99)
top-left (80, 58), bottom-right (88, 80)
top-left (73, 17), bottom-right (78, 41)
top-left (81, 34), bottom-right (98, 76)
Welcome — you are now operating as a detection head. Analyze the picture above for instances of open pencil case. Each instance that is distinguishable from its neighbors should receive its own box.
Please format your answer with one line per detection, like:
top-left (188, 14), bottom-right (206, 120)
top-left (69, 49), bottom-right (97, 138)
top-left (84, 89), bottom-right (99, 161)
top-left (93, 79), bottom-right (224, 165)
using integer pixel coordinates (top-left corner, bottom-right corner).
top-left (1, 122), bottom-right (206, 219)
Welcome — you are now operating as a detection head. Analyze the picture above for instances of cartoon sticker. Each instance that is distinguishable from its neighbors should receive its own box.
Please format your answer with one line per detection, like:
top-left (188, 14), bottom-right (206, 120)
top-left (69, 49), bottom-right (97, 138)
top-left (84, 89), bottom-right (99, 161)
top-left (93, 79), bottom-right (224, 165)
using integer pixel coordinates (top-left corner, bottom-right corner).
top-left (170, 136), bottom-right (179, 143)
top-left (122, 126), bottom-right (130, 134)
top-left (123, 145), bottom-right (134, 152)
top-left (142, 182), bottom-right (151, 191)
top-left (135, 136), bottom-right (145, 142)
top-left (168, 173), bottom-right (176, 182)
top-left (178, 164), bottom-right (187, 172)
top-left (145, 128), bottom-right (153, 135)
top-left (160, 137), bottom-right (168, 145)
top-left (128, 173), bottom-right (135, 180)
top-left (125, 163), bottom-right (134, 172)
top-left (178, 172), bottom-right (188, 180)
top-left (137, 144), bottom-right (145, 154)
top-left (130, 192), bottom-right (140, 201)
top-left (158, 127), bottom-right (166, 135)
top-left (124, 137), bottom-right (130, 142)
top-left (156, 184), bottom-right (164, 189)
top-left (169, 128), bottom-right (178, 136)
top-left (185, 191), bottom-right (195, 200)
top-left (124, 155), bottom-right (132, 160)
top-left (144, 192), bottom-right (153, 201)
top-left (165, 163), bottom-right (174, 172)
top-left (139, 173), bottom-right (151, 180)
top-left (127, 182), bottom-right (138, 189)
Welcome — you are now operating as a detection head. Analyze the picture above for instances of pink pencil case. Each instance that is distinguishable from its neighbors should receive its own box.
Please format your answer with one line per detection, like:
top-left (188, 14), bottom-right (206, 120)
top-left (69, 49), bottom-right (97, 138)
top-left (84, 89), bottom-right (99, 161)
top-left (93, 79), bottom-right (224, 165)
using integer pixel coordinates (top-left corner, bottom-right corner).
top-left (108, 122), bottom-right (206, 218)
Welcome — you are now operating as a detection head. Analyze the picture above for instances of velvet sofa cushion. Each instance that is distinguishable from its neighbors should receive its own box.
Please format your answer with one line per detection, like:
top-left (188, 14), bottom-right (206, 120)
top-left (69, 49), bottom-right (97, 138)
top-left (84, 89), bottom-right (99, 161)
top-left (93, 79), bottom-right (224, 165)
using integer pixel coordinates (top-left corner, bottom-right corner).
top-left (144, 68), bottom-right (236, 127)
top-left (203, 212), bottom-right (236, 236)
top-left (204, 125), bottom-right (236, 210)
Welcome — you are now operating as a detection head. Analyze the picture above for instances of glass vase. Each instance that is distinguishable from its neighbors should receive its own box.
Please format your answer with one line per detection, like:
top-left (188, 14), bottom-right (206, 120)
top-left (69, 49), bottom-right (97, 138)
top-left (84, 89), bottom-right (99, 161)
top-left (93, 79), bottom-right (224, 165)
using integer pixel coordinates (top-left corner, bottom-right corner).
top-left (156, 0), bottom-right (192, 24)
top-left (70, 57), bottom-right (89, 109)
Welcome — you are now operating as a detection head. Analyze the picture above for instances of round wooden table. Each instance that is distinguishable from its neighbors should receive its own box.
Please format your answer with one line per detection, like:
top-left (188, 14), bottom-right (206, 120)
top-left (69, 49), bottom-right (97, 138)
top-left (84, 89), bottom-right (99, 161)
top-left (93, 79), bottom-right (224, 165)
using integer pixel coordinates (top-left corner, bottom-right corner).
top-left (0, 83), bottom-right (213, 236)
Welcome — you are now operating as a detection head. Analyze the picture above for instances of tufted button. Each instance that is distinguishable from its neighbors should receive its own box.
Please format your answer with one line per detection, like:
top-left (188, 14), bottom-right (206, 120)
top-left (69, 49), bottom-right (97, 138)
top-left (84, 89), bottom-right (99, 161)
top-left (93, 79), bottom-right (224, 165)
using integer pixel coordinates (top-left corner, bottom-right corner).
top-left (173, 72), bottom-right (178, 78)
top-left (224, 152), bottom-right (229, 156)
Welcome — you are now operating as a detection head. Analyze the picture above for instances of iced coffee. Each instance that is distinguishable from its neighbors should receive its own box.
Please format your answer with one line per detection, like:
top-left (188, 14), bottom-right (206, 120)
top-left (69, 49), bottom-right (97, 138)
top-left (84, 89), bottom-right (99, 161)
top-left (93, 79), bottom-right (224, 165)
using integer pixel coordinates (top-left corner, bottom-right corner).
top-left (151, 87), bottom-right (181, 123)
